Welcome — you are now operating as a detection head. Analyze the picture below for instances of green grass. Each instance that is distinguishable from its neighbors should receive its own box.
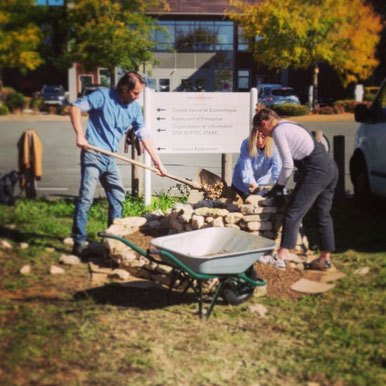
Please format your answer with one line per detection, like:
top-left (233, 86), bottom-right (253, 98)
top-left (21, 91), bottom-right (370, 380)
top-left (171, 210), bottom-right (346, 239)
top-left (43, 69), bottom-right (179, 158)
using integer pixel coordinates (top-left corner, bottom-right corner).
top-left (0, 196), bottom-right (385, 385)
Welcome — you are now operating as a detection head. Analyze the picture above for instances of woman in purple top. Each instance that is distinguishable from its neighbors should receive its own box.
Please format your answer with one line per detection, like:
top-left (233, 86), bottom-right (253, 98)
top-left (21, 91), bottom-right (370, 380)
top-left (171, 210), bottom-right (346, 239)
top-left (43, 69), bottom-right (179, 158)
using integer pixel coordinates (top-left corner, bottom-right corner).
top-left (256, 107), bottom-right (338, 271)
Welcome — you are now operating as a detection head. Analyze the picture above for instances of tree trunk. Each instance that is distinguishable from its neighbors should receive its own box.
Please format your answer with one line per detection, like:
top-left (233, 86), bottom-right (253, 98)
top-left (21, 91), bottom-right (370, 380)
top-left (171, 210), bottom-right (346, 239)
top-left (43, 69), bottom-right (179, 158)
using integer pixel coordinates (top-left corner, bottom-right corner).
top-left (313, 63), bottom-right (319, 109)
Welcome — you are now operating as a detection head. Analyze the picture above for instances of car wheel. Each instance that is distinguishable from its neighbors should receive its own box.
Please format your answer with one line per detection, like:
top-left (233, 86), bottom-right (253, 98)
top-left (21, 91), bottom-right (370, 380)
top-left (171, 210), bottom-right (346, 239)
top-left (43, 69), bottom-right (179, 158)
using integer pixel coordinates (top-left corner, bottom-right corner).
top-left (352, 157), bottom-right (372, 207)
top-left (222, 265), bottom-right (261, 306)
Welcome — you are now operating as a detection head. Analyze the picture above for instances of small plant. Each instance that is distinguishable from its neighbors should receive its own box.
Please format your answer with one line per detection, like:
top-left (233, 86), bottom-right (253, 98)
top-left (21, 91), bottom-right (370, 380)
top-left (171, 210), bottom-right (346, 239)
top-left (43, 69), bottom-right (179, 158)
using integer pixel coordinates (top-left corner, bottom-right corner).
top-left (271, 103), bottom-right (309, 116)
top-left (333, 99), bottom-right (372, 113)
top-left (30, 97), bottom-right (44, 111)
top-left (4, 92), bottom-right (26, 112)
top-left (0, 104), bottom-right (9, 115)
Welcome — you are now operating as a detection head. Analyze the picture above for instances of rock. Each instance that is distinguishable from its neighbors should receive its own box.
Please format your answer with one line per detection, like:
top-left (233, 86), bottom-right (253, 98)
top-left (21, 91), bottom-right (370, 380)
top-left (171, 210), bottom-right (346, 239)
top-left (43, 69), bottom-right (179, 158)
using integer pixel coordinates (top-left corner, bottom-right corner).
top-left (224, 212), bottom-right (244, 224)
top-left (178, 212), bottom-right (193, 224)
top-left (113, 216), bottom-right (147, 228)
top-left (151, 209), bottom-right (164, 217)
top-left (225, 203), bottom-right (240, 212)
top-left (247, 221), bottom-right (272, 232)
top-left (194, 207), bottom-right (229, 217)
top-left (20, 265), bottom-right (31, 275)
top-left (50, 265), bottom-right (65, 275)
top-left (253, 206), bottom-right (277, 214)
top-left (147, 220), bottom-right (161, 228)
top-left (119, 251), bottom-right (138, 266)
top-left (170, 219), bottom-right (184, 233)
top-left (258, 198), bottom-right (275, 207)
top-left (248, 303), bottom-right (268, 317)
top-left (191, 215), bottom-right (205, 230)
top-left (213, 217), bottom-right (224, 227)
top-left (1, 240), bottom-right (12, 249)
top-left (185, 223), bottom-right (193, 231)
top-left (240, 204), bottom-right (255, 215)
top-left (243, 214), bottom-right (271, 223)
top-left (194, 200), bottom-right (214, 209)
top-left (110, 269), bottom-right (130, 281)
top-left (245, 195), bottom-right (264, 207)
top-left (19, 242), bottom-right (29, 249)
top-left (59, 254), bottom-right (81, 266)
top-left (87, 241), bottom-right (105, 256)
top-left (225, 224), bottom-right (240, 229)
top-left (253, 286), bottom-right (267, 297)
top-left (63, 237), bottom-right (74, 246)
top-left (45, 247), bottom-right (55, 253)
top-left (354, 267), bottom-right (370, 275)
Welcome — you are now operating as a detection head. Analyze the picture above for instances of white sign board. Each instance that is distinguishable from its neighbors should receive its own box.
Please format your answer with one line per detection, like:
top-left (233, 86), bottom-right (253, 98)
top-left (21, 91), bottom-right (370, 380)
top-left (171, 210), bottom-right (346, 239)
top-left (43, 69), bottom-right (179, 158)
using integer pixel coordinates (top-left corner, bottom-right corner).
top-left (147, 91), bottom-right (252, 153)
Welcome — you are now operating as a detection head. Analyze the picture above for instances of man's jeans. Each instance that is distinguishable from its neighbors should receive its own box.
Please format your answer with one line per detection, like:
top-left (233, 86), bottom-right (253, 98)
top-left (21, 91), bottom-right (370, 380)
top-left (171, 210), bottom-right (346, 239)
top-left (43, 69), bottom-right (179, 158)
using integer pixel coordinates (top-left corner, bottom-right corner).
top-left (72, 149), bottom-right (125, 244)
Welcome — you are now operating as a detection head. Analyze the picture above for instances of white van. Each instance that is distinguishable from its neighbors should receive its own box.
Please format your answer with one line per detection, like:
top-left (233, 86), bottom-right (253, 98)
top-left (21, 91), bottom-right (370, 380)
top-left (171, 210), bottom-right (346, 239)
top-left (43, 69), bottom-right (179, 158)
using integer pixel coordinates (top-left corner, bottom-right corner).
top-left (350, 78), bottom-right (386, 205)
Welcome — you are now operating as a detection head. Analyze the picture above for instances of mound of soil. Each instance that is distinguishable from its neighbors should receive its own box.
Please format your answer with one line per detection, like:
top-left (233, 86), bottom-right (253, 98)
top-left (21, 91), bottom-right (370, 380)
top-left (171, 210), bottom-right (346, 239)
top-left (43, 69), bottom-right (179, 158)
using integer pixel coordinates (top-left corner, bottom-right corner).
top-left (124, 229), bottom-right (324, 301)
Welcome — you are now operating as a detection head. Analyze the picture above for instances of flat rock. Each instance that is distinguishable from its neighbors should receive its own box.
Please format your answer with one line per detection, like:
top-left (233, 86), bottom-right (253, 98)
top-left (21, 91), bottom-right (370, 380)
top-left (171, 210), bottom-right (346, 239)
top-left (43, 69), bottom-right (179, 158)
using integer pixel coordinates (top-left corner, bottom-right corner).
top-left (20, 265), bottom-right (31, 275)
top-left (59, 254), bottom-right (81, 266)
top-left (354, 267), bottom-right (370, 275)
top-left (63, 237), bottom-right (74, 246)
top-left (248, 304), bottom-right (268, 317)
top-left (50, 265), bottom-right (65, 275)
top-left (1, 240), bottom-right (12, 249)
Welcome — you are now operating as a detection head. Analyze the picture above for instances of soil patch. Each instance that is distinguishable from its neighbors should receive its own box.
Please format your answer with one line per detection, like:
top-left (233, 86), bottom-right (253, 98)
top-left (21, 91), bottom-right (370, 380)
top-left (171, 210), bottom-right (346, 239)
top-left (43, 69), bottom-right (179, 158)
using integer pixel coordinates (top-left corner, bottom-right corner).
top-left (123, 229), bottom-right (325, 301)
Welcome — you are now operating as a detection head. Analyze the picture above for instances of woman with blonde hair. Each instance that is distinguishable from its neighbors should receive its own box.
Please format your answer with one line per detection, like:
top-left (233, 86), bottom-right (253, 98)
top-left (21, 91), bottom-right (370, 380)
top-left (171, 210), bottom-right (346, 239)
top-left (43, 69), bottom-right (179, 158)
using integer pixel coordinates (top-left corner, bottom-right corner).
top-left (232, 112), bottom-right (282, 197)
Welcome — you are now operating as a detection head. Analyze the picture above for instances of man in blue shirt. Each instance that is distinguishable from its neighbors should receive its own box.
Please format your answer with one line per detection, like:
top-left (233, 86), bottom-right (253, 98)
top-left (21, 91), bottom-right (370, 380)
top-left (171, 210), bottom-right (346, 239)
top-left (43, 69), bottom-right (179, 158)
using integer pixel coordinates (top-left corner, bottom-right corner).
top-left (70, 72), bottom-right (166, 256)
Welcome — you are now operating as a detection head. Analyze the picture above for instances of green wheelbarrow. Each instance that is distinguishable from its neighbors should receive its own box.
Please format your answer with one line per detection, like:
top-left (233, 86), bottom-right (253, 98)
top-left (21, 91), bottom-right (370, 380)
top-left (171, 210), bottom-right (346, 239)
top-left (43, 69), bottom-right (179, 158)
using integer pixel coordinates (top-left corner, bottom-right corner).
top-left (99, 227), bottom-right (276, 319)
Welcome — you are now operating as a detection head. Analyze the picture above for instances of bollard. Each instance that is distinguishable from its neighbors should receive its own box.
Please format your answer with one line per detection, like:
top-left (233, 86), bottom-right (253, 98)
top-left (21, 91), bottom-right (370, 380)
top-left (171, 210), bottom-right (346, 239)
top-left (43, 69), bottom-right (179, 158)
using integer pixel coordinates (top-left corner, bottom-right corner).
top-left (333, 135), bottom-right (345, 200)
top-left (221, 153), bottom-right (232, 187)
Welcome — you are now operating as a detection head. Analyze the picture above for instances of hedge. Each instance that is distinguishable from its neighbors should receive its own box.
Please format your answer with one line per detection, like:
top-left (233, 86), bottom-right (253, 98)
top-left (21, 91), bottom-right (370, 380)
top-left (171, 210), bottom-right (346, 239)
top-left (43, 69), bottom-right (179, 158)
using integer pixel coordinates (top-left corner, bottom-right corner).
top-left (271, 103), bottom-right (309, 116)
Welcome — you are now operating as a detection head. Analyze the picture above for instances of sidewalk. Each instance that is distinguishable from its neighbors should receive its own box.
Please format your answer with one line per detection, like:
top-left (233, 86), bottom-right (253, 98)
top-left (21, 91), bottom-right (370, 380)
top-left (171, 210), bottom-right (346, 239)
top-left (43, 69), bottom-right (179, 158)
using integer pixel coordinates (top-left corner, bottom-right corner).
top-left (0, 112), bottom-right (354, 122)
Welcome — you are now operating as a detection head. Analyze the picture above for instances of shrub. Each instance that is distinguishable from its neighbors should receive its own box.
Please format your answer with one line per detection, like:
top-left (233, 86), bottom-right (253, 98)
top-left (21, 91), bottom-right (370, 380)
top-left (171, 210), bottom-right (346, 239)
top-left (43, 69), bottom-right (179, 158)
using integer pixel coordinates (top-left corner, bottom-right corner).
top-left (30, 97), bottom-right (44, 110)
top-left (4, 92), bottom-right (26, 111)
top-left (0, 105), bottom-right (9, 115)
top-left (1, 87), bottom-right (15, 100)
top-left (333, 99), bottom-right (372, 113)
top-left (271, 103), bottom-right (309, 116)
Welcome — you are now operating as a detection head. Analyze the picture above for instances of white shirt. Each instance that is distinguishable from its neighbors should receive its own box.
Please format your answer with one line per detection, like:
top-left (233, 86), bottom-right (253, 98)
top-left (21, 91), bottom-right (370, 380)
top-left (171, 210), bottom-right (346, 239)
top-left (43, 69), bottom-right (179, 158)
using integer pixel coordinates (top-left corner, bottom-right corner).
top-left (273, 121), bottom-right (315, 186)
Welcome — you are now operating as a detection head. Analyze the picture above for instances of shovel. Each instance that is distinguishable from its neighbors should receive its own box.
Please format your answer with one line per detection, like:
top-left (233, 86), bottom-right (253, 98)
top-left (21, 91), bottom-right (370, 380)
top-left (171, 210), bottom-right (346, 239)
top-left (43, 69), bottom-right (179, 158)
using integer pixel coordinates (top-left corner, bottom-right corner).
top-left (86, 144), bottom-right (202, 190)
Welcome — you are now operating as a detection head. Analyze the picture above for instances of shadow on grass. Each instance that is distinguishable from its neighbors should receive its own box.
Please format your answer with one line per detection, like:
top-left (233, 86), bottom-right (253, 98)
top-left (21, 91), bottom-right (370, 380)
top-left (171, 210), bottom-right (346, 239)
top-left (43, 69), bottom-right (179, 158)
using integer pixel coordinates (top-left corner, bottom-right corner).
top-left (0, 227), bottom-right (69, 253)
top-left (303, 196), bottom-right (386, 254)
top-left (73, 283), bottom-right (199, 311)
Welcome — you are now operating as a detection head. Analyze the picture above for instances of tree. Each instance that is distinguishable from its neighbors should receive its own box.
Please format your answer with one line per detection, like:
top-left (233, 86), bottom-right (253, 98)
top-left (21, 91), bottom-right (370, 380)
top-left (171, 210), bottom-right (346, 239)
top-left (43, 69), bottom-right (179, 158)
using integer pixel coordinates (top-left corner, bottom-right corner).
top-left (228, 0), bottom-right (383, 107)
top-left (0, 0), bottom-right (43, 98)
top-left (63, 0), bottom-right (169, 86)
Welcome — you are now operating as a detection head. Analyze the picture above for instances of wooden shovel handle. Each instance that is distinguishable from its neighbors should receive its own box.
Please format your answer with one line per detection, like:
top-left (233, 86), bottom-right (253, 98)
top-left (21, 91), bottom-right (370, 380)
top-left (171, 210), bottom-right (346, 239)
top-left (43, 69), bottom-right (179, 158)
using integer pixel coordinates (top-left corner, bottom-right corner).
top-left (86, 144), bottom-right (202, 190)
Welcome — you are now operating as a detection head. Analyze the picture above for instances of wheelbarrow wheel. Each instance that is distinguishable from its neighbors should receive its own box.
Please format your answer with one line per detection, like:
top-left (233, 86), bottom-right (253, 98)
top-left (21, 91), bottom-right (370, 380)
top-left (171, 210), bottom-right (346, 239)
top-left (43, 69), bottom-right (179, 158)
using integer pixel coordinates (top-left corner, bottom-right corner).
top-left (222, 265), bottom-right (259, 306)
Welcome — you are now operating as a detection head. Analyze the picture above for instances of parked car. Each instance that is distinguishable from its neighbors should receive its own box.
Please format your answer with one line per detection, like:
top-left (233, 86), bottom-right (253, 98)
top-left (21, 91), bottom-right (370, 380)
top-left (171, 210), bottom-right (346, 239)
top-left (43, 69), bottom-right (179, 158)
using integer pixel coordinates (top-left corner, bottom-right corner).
top-left (79, 84), bottom-right (108, 98)
top-left (349, 78), bottom-right (386, 205)
top-left (40, 85), bottom-right (68, 106)
top-left (257, 83), bottom-right (300, 106)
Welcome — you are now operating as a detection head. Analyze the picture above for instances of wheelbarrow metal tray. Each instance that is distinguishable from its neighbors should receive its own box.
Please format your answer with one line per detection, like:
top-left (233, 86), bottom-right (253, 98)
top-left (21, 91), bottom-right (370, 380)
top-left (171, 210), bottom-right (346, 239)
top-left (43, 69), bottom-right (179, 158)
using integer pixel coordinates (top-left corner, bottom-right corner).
top-left (151, 227), bottom-right (276, 275)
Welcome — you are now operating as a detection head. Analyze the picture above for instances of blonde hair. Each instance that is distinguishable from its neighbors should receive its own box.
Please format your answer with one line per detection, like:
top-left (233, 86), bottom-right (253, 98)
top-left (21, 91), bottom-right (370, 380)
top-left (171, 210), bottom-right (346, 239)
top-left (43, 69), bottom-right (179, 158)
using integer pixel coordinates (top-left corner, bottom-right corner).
top-left (248, 125), bottom-right (274, 158)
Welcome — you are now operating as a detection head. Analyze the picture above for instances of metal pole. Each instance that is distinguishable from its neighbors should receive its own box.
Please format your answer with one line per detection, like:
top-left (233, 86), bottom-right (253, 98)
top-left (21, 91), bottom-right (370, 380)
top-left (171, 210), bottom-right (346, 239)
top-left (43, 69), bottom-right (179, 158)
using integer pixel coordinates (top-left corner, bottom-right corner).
top-left (144, 87), bottom-right (152, 206)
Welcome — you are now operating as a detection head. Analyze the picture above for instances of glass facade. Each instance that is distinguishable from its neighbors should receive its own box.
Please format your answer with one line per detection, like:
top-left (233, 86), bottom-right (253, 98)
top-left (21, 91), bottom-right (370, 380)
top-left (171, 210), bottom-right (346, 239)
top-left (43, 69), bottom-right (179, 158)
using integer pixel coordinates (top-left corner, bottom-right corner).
top-left (155, 21), bottom-right (234, 52)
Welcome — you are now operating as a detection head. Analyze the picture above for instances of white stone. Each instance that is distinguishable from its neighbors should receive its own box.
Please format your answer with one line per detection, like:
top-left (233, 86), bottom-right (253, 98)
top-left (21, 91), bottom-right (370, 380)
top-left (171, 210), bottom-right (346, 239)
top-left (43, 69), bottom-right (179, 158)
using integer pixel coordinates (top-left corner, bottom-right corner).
top-left (63, 237), bottom-right (74, 246)
top-left (245, 195), bottom-right (264, 207)
top-left (113, 217), bottom-right (147, 228)
top-left (45, 247), bottom-right (55, 253)
top-left (194, 207), bottom-right (229, 217)
top-left (178, 212), bottom-right (193, 224)
top-left (243, 214), bottom-right (271, 223)
top-left (20, 242), bottom-right (29, 249)
top-left (213, 217), bottom-right (224, 227)
top-left (354, 267), bottom-right (370, 275)
top-left (248, 303), bottom-right (268, 317)
top-left (191, 215), bottom-right (205, 230)
top-left (120, 251), bottom-right (138, 266)
top-left (225, 224), bottom-right (240, 229)
top-left (224, 212), bottom-right (244, 224)
top-left (59, 254), bottom-right (81, 266)
top-left (110, 269), bottom-right (130, 281)
top-left (151, 209), bottom-right (164, 217)
top-left (240, 204), bottom-right (255, 215)
top-left (253, 206), bottom-right (277, 214)
top-left (20, 265), bottom-right (31, 275)
top-left (247, 221), bottom-right (272, 232)
top-left (50, 265), bottom-right (65, 275)
top-left (1, 240), bottom-right (12, 249)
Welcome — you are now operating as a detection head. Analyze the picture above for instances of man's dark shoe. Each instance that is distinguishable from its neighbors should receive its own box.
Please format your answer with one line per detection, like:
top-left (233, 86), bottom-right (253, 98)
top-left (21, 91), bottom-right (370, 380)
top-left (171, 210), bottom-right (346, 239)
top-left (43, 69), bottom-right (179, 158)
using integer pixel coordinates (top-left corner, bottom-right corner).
top-left (72, 242), bottom-right (88, 257)
top-left (307, 258), bottom-right (332, 271)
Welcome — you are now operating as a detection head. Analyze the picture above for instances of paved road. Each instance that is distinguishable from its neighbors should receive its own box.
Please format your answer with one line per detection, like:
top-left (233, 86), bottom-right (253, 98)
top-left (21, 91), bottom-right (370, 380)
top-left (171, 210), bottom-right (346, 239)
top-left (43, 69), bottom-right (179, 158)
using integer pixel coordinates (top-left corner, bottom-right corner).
top-left (0, 115), bottom-right (359, 198)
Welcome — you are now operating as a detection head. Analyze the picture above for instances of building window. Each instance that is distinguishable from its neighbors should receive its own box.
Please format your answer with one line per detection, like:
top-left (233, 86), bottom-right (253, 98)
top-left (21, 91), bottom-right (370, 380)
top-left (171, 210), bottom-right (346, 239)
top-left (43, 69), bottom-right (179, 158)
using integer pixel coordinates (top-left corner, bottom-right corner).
top-left (214, 70), bottom-right (233, 92)
top-left (154, 20), bottom-right (234, 53)
top-left (180, 79), bottom-right (206, 92)
top-left (79, 75), bottom-right (93, 95)
top-left (237, 27), bottom-right (249, 51)
top-left (238, 70), bottom-right (250, 90)
top-left (98, 69), bottom-right (111, 87)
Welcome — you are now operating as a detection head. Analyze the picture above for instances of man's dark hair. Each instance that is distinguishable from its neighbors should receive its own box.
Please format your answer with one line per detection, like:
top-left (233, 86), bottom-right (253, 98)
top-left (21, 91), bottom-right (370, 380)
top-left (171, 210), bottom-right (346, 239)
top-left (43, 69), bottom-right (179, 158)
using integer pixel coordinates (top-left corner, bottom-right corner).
top-left (116, 72), bottom-right (146, 92)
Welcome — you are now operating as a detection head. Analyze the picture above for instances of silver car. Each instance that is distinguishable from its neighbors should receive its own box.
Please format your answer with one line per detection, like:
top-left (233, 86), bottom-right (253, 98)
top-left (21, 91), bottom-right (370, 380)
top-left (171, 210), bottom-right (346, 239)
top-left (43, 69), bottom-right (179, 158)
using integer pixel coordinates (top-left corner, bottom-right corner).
top-left (350, 78), bottom-right (386, 205)
top-left (257, 84), bottom-right (300, 106)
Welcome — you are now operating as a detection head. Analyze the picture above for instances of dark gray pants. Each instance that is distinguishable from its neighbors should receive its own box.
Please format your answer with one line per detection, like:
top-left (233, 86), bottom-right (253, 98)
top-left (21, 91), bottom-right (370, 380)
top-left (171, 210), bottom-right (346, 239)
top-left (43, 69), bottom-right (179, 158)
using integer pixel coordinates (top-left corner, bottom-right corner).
top-left (281, 152), bottom-right (338, 251)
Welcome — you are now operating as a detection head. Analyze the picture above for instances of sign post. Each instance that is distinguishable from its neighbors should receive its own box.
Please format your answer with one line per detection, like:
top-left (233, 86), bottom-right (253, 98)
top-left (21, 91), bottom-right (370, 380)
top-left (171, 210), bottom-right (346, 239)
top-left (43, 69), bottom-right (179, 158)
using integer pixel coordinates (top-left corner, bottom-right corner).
top-left (143, 89), bottom-right (257, 206)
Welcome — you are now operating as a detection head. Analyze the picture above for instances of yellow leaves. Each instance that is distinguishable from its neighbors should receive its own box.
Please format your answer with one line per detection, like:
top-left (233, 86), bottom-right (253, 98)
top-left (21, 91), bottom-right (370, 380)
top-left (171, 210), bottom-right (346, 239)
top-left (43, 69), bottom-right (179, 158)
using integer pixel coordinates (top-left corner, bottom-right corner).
top-left (227, 0), bottom-right (382, 83)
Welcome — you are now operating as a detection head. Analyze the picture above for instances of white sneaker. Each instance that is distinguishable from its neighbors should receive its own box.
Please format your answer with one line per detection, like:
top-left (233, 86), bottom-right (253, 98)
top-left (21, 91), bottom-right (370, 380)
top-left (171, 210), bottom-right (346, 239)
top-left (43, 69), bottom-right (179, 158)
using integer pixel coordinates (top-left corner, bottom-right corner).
top-left (259, 254), bottom-right (286, 270)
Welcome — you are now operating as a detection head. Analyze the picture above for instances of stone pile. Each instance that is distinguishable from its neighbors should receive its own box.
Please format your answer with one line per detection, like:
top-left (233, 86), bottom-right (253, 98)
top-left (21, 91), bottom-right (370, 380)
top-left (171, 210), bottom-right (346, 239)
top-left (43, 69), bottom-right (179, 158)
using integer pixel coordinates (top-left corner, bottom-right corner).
top-left (102, 194), bottom-right (309, 286)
